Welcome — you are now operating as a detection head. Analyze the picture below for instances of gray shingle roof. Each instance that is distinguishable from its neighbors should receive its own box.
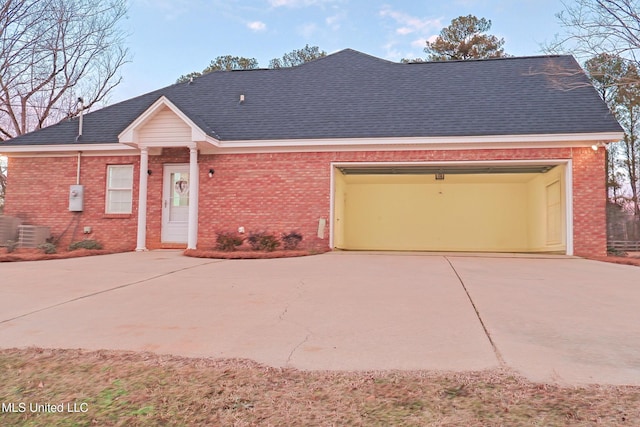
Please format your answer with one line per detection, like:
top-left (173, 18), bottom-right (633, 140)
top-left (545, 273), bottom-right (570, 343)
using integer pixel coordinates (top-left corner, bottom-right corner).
top-left (2, 49), bottom-right (622, 146)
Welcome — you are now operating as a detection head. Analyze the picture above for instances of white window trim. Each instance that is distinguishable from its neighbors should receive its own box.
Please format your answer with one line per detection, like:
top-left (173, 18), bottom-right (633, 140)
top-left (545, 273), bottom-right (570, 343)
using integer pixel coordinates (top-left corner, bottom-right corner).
top-left (106, 164), bottom-right (134, 214)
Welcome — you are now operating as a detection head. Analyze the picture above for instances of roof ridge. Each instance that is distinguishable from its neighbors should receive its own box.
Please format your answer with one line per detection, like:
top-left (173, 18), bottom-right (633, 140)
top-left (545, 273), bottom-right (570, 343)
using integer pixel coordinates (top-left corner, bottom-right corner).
top-left (299, 48), bottom-right (396, 66)
top-left (404, 54), bottom-right (572, 65)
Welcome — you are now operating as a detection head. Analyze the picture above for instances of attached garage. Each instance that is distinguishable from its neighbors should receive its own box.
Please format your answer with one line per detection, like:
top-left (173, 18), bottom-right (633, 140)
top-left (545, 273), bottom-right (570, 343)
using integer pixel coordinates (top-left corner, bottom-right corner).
top-left (332, 161), bottom-right (570, 254)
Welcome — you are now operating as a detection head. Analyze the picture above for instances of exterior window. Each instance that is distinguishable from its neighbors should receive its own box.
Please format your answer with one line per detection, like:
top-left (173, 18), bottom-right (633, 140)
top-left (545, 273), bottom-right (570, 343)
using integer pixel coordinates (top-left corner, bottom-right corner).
top-left (106, 165), bottom-right (134, 214)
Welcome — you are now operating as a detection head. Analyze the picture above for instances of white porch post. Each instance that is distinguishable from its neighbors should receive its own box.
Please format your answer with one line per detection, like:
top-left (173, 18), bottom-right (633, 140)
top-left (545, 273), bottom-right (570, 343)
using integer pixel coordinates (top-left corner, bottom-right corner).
top-left (187, 145), bottom-right (199, 249)
top-left (136, 147), bottom-right (149, 251)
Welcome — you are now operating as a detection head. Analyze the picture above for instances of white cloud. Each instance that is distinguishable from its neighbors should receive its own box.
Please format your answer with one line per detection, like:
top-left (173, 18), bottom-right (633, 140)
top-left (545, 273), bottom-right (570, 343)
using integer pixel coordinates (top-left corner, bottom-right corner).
top-left (378, 6), bottom-right (443, 61)
top-left (411, 38), bottom-right (426, 48)
top-left (379, 6), bottom-right (441, 36)
top-left (298, 22), bottom-right (318, 38)
top-left (326, 10), bottom-right (346, 30)
top-left (135, 0), bottom-right (193, 20)
top-left (247, 21), bottom-right (267, 32)
top-left (268, 0), bottom-right (338, 7)
top-left (381, 42), bottom-right (401, 58)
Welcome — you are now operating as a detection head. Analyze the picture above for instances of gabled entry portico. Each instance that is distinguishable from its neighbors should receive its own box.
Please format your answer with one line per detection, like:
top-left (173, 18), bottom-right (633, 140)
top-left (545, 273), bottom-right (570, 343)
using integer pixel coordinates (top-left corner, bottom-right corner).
top-left (118, 96), bottom-right (206, 250)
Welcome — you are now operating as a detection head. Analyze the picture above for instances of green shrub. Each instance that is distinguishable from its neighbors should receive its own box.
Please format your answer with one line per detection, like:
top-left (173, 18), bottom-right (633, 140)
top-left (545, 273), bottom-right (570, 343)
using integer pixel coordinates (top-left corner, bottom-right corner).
top-left (5, 240), bottom-right (18, 253)
top-left (69, 240), bottom-right (103, 251)
top-left (281, 231), bottom-right (303, 250)
top-left (607, 246), bottom-right (627, 257)
top-left (216, 232), bottom-right (244, 251)
top-left (247, 231), bottom-right (280, 252)
top-left (38, 242), bottom-right (57, 254)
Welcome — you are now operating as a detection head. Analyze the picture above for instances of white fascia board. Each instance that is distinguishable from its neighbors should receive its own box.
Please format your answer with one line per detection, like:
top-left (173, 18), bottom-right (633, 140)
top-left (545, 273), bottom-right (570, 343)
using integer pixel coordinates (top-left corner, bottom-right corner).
top-left (330, 159), bottom-right (572, 168)
top-left (3, 131), bottom-right (624, 156)
top-left (0, 143), bottom-right (136, 156)
top-left (118, 95), bottom-right (208, 145)
top-left (201, 131), bottom-right (624, 154)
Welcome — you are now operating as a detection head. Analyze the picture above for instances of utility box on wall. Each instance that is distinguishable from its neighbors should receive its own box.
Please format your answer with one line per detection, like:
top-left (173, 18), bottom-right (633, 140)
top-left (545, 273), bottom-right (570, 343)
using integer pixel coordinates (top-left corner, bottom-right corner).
top-left (69, 185), bottom-right (84, 212)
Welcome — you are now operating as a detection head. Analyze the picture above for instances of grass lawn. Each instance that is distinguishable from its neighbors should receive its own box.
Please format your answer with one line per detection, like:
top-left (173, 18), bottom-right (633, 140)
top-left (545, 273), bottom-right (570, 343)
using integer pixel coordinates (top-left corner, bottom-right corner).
top-left (1, 348), bottom-right (638, 426)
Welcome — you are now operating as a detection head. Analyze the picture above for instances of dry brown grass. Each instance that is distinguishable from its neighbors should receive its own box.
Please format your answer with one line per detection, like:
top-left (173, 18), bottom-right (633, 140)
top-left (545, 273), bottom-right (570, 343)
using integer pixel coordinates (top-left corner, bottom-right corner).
top-left (1, 348), bottom-right (638, 426)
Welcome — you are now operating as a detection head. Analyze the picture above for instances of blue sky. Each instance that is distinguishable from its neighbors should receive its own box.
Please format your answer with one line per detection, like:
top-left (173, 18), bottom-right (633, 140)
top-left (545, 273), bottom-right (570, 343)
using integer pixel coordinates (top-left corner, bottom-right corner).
top-left (112, 0), bottom-right (567, 103)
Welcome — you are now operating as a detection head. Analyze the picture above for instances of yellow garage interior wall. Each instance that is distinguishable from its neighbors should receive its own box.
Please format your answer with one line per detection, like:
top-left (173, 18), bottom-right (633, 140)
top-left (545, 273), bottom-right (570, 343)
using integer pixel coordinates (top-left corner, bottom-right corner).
top-left (526, 165), bottom-right (567, 252)
top-left (334, 168), bottom-right (566, 253)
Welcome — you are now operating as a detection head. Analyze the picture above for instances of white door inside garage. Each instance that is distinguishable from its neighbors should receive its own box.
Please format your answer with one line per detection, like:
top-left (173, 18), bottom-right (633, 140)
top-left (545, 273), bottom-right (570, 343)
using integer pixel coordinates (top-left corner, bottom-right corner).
top-left (332, 163), bottom-right (568, 253)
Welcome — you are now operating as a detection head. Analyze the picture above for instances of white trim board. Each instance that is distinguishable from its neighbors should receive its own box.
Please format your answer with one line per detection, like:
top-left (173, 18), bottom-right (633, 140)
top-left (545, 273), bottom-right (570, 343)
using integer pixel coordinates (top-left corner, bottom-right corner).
top-left (2, 131), bottom-right (623, 156)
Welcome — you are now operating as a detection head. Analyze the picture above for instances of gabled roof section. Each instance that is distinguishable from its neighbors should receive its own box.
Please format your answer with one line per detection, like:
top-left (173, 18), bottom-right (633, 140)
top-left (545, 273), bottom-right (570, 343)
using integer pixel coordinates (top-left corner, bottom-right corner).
top-left (2, 49), bottom-right (623, 147)
top-left (118, 95), bottom-right (214, 145)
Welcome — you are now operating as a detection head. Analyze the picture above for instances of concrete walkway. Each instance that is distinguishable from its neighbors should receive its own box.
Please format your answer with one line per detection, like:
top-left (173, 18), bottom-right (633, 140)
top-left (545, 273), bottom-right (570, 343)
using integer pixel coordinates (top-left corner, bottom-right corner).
top-left (1, 251), bottom-right (639, 386)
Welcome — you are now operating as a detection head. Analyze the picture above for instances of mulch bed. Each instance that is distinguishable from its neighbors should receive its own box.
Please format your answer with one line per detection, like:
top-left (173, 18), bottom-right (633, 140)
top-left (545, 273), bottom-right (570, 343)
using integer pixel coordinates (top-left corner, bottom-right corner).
top-left (0, 247), bottom-right (117, 262)
top-left (184, 247), bottom-right (331, 259)
top-left (586, 255), bottom-right (640, 267)
top-left (3, 246), bottom-right (638, 265)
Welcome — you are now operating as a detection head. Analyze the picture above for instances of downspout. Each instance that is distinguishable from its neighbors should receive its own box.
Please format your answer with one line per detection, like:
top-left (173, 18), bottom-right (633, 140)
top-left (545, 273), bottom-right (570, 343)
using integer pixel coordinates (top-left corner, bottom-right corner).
top-left (75, 97), bottom-right (84, 185)
top-left (76, 152), bottom-right (81, 185)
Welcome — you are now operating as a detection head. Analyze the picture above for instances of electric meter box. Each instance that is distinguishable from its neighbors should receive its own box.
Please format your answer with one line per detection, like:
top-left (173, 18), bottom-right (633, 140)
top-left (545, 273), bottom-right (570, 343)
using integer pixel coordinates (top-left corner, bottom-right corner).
top-left (69, 185), bottom-right (84, 212)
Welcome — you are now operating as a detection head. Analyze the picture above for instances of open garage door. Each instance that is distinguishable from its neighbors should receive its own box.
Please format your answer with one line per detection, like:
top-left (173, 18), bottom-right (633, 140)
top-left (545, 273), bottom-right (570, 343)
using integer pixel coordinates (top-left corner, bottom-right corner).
top-left (332, 163), bottom-right (568, 253)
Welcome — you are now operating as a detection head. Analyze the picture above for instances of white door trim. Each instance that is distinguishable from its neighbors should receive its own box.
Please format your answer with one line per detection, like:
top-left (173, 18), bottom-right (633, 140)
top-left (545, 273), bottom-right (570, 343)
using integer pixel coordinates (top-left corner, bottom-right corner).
top-left (161, 163), bottom-right (190, 244)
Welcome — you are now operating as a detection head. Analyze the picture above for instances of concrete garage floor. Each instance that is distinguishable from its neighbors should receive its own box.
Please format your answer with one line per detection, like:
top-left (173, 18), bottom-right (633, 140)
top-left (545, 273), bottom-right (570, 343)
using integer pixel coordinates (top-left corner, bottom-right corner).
top-left (1, 250), bottom-right (639, 386)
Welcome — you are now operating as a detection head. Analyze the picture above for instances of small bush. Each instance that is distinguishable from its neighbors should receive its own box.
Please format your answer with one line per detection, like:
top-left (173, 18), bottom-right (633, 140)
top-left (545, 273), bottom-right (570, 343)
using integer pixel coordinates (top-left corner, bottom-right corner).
top-left (607, 246), bottom-right (628, 257)
top-left (281, 231), bottom-right (303, 250)
top-left (216, 232), bottom-right (244, 252)
top-left (38, 242), bottom-right (57, 254)
top-left (69, 240), bottom-right (103, 251)
top-left (5, 240), bottom-right (18, 253)
top-left (247, 231), bottom-right (280, 252)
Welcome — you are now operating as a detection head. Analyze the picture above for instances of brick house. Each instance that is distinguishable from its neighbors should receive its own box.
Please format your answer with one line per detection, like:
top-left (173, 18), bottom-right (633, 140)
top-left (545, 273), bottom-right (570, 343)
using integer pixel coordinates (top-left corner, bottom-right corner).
top-left (1, 49), bottom-right (623, 255)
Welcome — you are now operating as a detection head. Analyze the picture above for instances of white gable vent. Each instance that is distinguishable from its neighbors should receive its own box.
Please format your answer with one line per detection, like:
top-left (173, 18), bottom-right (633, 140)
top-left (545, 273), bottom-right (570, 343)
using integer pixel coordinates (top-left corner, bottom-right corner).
top-left (17, 225), bottom-right (51, 248)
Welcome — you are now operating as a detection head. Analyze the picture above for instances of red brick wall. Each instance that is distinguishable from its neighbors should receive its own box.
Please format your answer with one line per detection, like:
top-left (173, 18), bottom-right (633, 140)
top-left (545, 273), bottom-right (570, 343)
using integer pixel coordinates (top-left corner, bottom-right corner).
top-left (5, 155), bottom-right (140, 251)
top-left (4, 146), bottom-right (607, 256)
top-left (571, 147), bottom-right (607, 256)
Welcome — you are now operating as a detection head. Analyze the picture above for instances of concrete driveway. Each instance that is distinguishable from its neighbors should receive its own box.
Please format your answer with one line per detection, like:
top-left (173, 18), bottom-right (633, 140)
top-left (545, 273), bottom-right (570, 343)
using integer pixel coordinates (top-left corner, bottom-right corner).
top-left (1, 251), bottom-right (639, 386)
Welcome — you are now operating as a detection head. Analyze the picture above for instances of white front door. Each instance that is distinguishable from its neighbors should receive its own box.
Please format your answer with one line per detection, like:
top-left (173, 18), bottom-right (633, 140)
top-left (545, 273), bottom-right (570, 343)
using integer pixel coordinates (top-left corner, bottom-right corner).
top-left (162, 164), bottom-right (190, 243)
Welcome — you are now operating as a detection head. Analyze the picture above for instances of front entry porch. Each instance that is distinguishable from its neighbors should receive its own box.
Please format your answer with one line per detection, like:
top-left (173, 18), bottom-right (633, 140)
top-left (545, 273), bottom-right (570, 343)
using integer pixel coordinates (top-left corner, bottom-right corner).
top-left (135, 146), bottom-right (200, 251)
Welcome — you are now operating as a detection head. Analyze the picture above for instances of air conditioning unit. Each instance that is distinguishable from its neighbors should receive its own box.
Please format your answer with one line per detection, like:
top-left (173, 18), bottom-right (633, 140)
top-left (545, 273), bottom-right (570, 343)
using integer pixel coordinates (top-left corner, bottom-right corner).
top-left (0, 216), bottom-right (22, 246)
top-left (17, 225), bottom-right (51, 248)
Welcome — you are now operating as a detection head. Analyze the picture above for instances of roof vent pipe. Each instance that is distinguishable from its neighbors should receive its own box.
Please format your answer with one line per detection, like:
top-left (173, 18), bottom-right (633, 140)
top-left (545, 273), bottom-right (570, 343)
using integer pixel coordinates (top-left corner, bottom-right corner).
top-left (76, 97), bottom-right (84, 142)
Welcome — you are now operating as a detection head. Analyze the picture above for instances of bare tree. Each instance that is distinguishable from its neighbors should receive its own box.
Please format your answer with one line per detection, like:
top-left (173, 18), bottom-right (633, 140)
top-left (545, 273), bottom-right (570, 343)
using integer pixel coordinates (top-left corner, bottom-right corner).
top-left (616, 65), bottom-right (640, 216)
top-left (0, 0), bottom-right (129, 141)
top-left (550, 0), bottom-right (640, 62)
top-left (548, 2), bottom-right (640, 220)
top-left (585, 53), bottom-right (640, 216)
top-left (0, 156), bottom-right (6, 213)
